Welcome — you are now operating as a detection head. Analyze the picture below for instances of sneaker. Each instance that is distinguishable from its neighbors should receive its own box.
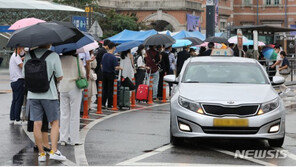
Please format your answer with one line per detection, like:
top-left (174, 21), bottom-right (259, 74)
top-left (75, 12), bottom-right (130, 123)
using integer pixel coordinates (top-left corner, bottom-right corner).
top-left (9, 120), bottom-right (14, 125)
top-left (38, 152), bottom-right (46, 162)
top-left (70, 142), bottom-right (83, 146)
top-left (49, 150), bottom-right (66, 161)
top-left (43, 146), bottom-right (51, 153)
top-left (14, 121), bottom-right (22, 125)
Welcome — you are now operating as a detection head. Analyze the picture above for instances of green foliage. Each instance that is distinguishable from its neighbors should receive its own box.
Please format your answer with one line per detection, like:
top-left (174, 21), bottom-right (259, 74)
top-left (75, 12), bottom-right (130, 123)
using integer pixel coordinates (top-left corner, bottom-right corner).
top-left (98, 10), bottom-right (141, 39)
top-left (52, 0), bottom-right (94, 8)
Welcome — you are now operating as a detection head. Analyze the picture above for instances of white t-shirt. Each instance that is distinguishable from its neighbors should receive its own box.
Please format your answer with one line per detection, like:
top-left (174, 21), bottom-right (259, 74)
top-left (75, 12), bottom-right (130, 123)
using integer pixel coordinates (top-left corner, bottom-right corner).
top-left (9, 53), bottom-right (23, 82)
top-left (79, 52), bottom-right (91, 66)
top-left (137, 55), bottom-right (145, 68)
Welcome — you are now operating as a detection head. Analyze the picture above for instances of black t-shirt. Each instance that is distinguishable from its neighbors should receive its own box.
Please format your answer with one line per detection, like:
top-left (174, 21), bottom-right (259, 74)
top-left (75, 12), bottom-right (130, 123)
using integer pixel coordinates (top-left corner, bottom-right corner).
top-left (95, 47), bottom-right (107, 73)
top-left (281, 57), bottom-right (290, 67)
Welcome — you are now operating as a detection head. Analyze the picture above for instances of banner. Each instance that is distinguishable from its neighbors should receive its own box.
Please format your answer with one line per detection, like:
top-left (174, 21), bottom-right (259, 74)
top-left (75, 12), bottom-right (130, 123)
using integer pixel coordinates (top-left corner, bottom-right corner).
top-left (290, 25), bottom-right (296, 36)
top-left (72, 16), bottom-right (87, 32)
top-left (215, 0), bottom-right (219, 27)
top-left (186, 14), bottom-right (200, 32)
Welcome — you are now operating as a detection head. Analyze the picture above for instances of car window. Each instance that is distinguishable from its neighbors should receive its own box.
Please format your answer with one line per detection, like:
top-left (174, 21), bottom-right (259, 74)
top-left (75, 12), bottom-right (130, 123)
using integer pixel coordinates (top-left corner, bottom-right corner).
top-left (182, 62), bottom-right (268, 84)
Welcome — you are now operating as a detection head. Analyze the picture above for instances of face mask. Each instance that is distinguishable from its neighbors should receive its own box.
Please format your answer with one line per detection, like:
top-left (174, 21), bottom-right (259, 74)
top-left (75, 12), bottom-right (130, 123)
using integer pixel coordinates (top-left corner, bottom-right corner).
top-left (20, 50), bottom-right (25, 57)
top-left (141, 50), bottom-right (146, 55)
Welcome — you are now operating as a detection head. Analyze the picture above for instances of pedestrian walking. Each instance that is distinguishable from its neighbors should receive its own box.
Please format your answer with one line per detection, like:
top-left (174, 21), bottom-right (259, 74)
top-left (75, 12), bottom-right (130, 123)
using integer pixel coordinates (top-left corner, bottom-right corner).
top-left (9, 47), bottom-right (25, 125)
top-left (23, 44), bottom-right (66, 162)
top-left (59, 50), bottom-right (86, 146)
top-left (101, 42), bottom-right (122, 109)
top-left (176, 46), bottom-right (190, 77)
top-left (145, 46), bottom-right (160, 100)
top-left (134, 44), bottom-right (148, 92)
top-left (120, 49), bottom-right (135, 80)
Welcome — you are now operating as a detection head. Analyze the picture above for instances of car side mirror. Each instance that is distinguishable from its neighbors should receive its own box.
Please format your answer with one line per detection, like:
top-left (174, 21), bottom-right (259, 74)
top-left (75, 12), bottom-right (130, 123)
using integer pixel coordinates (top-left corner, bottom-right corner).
top-left (271, 76), bottom-right (285, 86)
top-left (164, 75), bottom-right (178, 84)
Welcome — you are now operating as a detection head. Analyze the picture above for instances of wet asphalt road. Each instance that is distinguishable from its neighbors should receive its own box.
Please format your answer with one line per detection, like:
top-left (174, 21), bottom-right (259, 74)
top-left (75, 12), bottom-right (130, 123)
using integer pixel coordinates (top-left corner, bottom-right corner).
top-left (1, 67), bottom-right (296, 166)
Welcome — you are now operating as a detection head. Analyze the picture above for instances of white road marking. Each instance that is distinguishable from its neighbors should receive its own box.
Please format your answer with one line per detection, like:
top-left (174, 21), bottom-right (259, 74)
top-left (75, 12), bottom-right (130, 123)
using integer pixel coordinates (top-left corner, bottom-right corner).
top-left (22, 125), bottom-right (77, 166)
top-left (76, 103), bottom-right (169, 166)
top-left (124, 162), bottom-right (243, 166)
top-left (213, 149), bottom-right (276, 166)
top-left (116, 144), bottom-right (173, 166)
top-left (80, 118), bottom-right (97, 121)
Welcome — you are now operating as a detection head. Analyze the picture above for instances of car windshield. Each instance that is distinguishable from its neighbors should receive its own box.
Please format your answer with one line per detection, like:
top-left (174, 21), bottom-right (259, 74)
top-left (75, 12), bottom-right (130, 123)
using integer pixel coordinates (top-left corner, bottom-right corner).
top-left (182, 62), bottom-right (268, 84)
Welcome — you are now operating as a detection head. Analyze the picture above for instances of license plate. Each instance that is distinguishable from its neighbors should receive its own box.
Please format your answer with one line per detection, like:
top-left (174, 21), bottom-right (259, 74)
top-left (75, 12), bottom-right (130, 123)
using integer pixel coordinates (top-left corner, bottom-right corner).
top-left (213, 118), bottom-right (248, 127)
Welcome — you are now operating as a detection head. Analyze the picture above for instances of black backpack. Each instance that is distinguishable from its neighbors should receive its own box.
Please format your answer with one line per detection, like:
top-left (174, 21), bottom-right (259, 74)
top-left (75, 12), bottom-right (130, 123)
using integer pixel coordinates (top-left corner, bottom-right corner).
top-left (25, 50), bottom-right (54, 93)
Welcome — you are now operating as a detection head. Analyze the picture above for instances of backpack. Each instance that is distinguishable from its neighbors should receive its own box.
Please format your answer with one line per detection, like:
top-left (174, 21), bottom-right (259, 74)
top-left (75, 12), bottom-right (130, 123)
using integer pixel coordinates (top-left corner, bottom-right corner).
top-left (25, 50), bottom-right (54, 93)
top-left (133, 53), bottom-right (142, 69)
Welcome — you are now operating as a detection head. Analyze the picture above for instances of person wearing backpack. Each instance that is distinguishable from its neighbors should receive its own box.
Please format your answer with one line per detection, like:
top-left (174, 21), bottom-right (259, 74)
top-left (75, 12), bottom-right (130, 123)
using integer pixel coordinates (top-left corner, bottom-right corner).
top-left (23, 44), bottom-right (66, 162)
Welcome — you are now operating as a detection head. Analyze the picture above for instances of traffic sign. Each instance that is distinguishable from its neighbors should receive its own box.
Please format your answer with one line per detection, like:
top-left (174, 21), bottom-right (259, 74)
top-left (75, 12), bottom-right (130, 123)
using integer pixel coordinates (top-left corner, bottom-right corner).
top-left (72, 16), bottom-right (87, 32)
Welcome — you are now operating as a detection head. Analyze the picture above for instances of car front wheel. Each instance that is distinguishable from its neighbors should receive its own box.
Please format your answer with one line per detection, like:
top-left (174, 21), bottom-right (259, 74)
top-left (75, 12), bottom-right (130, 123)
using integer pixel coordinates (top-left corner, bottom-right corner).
top-left (170, 131), bottom-right (184, 146)
top-left (268, 137), bottom-right (284, 147)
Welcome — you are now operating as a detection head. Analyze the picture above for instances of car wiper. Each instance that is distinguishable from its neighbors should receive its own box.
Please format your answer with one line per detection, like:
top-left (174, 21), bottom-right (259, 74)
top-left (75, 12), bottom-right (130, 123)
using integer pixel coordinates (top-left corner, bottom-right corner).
top-left (219, 82), bottom-right (240, 84)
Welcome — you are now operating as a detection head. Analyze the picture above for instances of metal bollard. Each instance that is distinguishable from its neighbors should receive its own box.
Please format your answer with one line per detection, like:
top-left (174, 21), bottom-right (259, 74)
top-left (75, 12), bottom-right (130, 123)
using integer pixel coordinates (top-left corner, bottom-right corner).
top-left (112, 79), bottom-right (118, 111)
top-left (82, 89), bottom-right (89, 119)
top-left (131, 78), bottom-right (136, 108)
top-left (147, 76), bottom-right (153, 104)
top-left (161, 77), bottom-right (167, 103)
top-left (96, 81), bottom-right (103, 114)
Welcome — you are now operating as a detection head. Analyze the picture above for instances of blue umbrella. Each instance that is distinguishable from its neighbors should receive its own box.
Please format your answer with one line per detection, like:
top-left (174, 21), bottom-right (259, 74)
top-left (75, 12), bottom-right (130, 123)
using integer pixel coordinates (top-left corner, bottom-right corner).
top-left (172, 39), bottom-right (192, 48)
top-left (51, 32), bottom-right (94, 54)
top-left (115, 41), bottom-right (143, 53)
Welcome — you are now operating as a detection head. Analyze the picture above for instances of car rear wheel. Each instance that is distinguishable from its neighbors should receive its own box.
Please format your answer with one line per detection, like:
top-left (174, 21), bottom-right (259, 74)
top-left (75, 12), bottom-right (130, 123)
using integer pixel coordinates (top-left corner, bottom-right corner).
top-left (268, 137), bottom-right (284, 147)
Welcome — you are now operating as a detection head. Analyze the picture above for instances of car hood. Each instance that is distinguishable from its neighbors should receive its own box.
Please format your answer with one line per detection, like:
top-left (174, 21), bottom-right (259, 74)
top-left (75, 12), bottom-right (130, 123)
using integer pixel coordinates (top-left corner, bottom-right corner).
top-left (178, 83), bottom-right (278, 105)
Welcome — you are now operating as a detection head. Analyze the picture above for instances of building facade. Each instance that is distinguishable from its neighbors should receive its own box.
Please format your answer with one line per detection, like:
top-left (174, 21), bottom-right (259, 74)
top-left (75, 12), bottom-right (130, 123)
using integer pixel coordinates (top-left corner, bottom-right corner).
top-left (96, 0), bottom-right (292, 32)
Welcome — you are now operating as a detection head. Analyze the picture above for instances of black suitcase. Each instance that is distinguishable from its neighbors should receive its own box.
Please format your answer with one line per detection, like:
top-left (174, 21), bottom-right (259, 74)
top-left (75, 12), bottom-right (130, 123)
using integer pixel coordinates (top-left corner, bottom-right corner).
top-left (118, 86), bottom-right (130, 110)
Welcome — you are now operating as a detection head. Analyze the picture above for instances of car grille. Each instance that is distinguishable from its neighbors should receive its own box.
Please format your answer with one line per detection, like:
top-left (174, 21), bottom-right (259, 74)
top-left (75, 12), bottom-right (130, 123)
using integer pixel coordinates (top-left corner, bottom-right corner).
top-left (202, 104), bottom-right (259, 117)
top-left (202, 127), bottom-right (259, 134)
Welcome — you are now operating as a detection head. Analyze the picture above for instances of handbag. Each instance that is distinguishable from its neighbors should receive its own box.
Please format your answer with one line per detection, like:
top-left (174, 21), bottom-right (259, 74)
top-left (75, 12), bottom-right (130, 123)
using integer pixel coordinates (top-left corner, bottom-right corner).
top-left (279, 67), bottom-right (291, 75)
top-left (75, 56), bottom-right (88, 89)
top-left (121, 77), bottom-right (136, 90)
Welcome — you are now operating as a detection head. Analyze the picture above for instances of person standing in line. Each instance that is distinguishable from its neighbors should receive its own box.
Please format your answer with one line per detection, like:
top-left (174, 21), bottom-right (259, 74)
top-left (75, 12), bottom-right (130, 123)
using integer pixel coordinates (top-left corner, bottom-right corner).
top-left (87, 50), bottom-right (97, 111)
top-left (135, 44), bottom-right (149, 92)
top-left (101, 42), bottom-right (122, 109)
top-left (120, 49), bottom-right (135, 80)
top-left (200, 42), bottom-right (214, 56)
top-left (59, 50), bottom-right (86, 146)
top-left (9, 47), bottom-right (25, 125)
top-left (176, 46), bottom-right (191, 77)
top-left (145, 45), bottom-right (160, 100)
top-left (94, 40), bottom-right (110, 103)
top-left (23, 45), bottom-right (66, 162)
top-left (158, 46), bottom-right (170, 100)
top-left (167, 46), bottom-right (176, 96)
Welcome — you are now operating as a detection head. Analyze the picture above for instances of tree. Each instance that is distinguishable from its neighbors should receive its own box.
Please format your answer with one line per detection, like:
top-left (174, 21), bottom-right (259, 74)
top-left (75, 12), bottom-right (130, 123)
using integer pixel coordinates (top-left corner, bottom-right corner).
top-left (53, 0), bottom-right (94, 8)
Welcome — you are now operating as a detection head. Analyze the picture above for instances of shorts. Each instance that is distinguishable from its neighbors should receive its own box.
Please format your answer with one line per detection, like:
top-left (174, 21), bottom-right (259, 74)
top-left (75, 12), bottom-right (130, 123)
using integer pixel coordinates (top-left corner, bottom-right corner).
top-left (29, 99), bottom-right (60, 123)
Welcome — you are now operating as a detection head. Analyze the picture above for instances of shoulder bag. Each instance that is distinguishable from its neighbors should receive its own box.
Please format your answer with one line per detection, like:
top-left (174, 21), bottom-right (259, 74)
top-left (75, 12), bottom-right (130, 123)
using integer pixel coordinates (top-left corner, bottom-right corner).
top-left (75, 56), bottom-right (88, 89)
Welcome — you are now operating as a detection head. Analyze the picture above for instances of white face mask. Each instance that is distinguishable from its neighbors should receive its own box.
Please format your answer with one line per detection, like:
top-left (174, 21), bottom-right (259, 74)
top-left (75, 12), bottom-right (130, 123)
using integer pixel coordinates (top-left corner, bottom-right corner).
top-left (141, 50), bottom-right (146, 55)
top-left (20, 50), bottom-right (25, 56)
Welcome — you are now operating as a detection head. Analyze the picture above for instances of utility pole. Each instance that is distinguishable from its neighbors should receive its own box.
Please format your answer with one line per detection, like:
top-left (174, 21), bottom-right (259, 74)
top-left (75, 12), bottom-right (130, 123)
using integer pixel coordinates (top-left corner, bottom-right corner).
top-left (257, 0), bottom-right (259, 25)
top-left (206, 0), bottom-right (215, 38)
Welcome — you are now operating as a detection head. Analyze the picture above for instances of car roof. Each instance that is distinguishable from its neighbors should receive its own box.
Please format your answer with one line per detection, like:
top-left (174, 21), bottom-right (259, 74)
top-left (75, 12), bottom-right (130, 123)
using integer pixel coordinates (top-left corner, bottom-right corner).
top-left (189, 56), bottom-right (258, 63)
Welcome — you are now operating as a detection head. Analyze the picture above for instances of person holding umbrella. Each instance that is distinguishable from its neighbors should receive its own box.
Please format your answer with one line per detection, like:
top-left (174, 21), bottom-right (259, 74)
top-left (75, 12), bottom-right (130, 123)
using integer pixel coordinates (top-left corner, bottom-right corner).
top-left (7, 22), bottom-right (76, 162)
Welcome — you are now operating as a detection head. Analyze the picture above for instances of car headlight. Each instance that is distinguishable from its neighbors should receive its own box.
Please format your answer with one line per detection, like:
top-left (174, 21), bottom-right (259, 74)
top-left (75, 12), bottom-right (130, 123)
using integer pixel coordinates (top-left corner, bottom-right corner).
top-left (258, 98), bottom-right (280, 115)
top-left (178, 96), bottom-right (204, 114)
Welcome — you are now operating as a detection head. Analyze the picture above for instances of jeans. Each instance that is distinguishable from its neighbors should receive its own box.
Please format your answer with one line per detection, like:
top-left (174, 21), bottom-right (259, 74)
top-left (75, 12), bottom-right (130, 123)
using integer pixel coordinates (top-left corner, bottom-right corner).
top-left (10, 79), bottom-right (25, 121)
top-left (102, 72), bottom-right (115, 107)
top-left (151, 71), bottom-right (159, 98)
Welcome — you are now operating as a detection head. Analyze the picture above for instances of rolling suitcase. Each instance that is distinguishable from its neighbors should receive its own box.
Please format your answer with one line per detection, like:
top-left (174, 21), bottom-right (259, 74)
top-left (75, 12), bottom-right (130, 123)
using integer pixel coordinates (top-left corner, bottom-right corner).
top-left (118, 86), bottom-right (130, 109)
top-left (136, 71), bottom-right (150, 102)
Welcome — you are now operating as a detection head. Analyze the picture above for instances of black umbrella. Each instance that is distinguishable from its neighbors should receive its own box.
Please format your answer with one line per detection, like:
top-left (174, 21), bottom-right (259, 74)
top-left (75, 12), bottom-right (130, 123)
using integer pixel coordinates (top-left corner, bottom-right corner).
top-left (7, 22), bottom-right (76, 48)
top-left (144, 34), bottom-right (176, 46)
top-left (204, 36), bottom-right (229, 44)
top-left (52, 21), bottom-right (85, 46)
top-left (183, 37), bottom-right (203, 45)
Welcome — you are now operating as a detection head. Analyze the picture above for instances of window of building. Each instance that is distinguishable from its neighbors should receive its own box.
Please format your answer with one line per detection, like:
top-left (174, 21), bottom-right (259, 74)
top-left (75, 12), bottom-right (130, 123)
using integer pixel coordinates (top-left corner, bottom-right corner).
top-left (243, 0), bottom-right (252, 5)
top-left (274, 0), bottom-right (280, 4)
top-left (266, 0), bottom-right (271, 5)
